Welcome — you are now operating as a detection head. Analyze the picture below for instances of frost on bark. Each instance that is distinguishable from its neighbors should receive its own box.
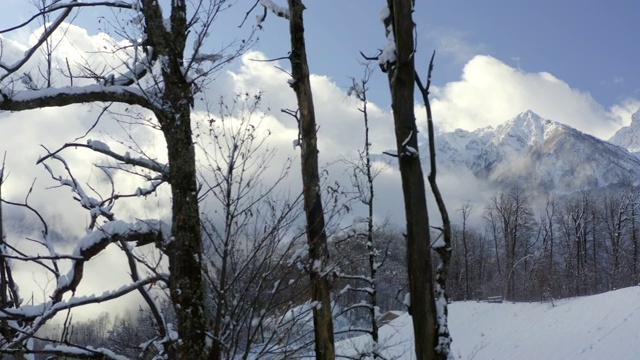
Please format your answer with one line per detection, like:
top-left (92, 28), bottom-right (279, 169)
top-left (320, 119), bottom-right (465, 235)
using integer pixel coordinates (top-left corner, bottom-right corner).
top-left (286, 0), bottom-right (335, 358)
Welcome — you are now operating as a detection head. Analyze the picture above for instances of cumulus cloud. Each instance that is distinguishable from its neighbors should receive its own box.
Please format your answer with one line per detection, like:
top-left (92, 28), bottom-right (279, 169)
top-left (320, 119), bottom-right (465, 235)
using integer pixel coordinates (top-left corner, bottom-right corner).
top-left (226, 51), bottom-right (398, 156)
top-left (223, 51), bottom-right (407, 224)
top-left (610, 98), bottom-right (640, 128)
top-left (430, 55), bottom-right (633, 139)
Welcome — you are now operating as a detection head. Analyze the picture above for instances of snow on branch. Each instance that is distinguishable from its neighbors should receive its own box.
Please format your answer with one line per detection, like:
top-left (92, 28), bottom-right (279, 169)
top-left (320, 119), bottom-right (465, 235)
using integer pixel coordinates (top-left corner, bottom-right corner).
top-left (49, 219), bottom-right (169, 304)
top-left (2, 274), bottom-right (165, 352)
top-left (0, 84), bottom-right (157, 113)
top-left (259, 0), bottom-right (289, 22)
top-left (401, 130), bottom-right (413, 147)
top-left (16, 142), bottom-right (166, 235)
top-left (20, 72), bottom-right (38, 91)
top-left (39, 140), bottom-right (169, 177)
top-left (378, 5), bottom-right (397, 72)
top-left (399, 130), bottom-right (418, 158)
top-left (0, 219), bottom-right (168, 349)
top-left (434, 281), bottom-right (452, 358)
top-left (101, 49), bottom-right (153, 87)
top-left (41, 344), bottom-right (129, 360)
top-left (0, 4), bottom-right (74, 82)
top-left (41, 154), bottom-right (115, 226)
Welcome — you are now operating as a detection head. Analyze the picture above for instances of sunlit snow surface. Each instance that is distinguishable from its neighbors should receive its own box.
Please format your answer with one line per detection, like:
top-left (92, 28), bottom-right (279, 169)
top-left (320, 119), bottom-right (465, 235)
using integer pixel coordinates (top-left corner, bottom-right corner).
top-left (336, 287), bottom-right (640, 359)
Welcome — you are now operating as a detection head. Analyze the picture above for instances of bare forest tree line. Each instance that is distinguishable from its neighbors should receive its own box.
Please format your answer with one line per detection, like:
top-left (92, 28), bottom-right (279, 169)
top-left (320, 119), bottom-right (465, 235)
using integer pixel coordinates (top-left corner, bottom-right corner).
top-left (447, 186), bottom-right (640, 303)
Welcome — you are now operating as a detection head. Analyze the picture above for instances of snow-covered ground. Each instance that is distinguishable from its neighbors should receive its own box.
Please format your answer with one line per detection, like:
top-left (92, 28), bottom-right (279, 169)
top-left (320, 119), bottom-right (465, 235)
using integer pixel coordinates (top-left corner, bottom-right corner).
top-left (337, 286), bottom-right (640, 359)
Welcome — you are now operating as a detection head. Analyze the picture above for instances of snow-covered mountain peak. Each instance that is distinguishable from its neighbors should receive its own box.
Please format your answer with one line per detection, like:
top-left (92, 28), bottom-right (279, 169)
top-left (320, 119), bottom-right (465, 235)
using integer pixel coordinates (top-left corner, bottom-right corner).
top-left (609, 108), bottom-right (640, 152)
top-left (425, 110), bottom-right (640, 192)
top-left (492, 110), bottom-right (564, 150)
top-left (631, 109), bottom-right (640, 125)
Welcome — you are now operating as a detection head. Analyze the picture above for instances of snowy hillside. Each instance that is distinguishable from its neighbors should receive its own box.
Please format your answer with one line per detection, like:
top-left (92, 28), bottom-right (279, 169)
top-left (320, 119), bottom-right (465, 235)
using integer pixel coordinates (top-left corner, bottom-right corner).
top-left (337, 287), bottom-right (640, 359)
top-left (610, 109), bottom-right (640, 154)
top-left (425, 110), bottom-right (640, 192)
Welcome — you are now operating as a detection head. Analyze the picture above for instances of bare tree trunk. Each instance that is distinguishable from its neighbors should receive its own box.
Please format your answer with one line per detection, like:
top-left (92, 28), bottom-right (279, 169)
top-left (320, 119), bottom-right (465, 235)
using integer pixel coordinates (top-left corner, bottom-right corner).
top-left (287, 1), bottom-right (335, 358)
top-left (140, 2), bottom-right (206, 358)
top-left (459, 204), bottom-right (472, 300)
top-left (381, 1), bottom-right (439, 359)
top-left (416, 52), bottom-right (453, 358)
top-left (163, 110), bottom-right (206, 360)
top-left (0, 160), bottom-right (8, 341)
top-left (632, 198), bottom-right (638, 283)
top-left (363, 92), bottom-right (379, 350)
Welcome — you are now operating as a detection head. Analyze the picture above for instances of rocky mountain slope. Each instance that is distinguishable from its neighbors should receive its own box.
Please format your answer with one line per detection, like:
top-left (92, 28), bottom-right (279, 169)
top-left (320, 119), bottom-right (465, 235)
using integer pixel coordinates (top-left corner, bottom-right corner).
top-left (424, 110), bottom-right (640, 192)
top-left (609, 109), bottom-right (640, 154)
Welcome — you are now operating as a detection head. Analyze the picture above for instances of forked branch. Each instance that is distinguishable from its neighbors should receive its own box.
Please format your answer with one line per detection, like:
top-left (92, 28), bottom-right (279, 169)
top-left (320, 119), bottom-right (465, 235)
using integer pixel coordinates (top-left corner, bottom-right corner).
top-left (415, 50), bottom-right (453, 358)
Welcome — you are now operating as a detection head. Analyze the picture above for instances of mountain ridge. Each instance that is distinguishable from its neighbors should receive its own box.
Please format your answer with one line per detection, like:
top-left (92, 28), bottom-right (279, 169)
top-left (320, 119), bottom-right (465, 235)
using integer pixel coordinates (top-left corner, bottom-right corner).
top-left (609, 109), bottom-right (640, 153)
top-left (423, 110), bottom-right (640, 193)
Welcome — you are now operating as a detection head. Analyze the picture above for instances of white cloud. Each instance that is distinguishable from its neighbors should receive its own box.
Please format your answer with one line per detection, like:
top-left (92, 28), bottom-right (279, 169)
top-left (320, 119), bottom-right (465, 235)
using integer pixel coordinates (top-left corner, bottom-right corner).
top-left (431, 55), bottom-right (633, 140)
top-left (227, 51), bottom-right (398, 157)
top-left (610, 98), bottom-right (640, 128)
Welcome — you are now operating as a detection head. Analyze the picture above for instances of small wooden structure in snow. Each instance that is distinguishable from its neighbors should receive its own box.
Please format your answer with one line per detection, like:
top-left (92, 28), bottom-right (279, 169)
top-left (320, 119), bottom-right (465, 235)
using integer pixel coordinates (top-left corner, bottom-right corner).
top-left (377, 310), bottom-right (404, 326)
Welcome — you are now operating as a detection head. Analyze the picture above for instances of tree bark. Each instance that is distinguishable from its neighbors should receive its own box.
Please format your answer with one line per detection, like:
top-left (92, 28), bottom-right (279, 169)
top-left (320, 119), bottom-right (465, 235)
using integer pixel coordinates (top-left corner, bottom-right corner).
top-left (161, 107), bottom-right (206, 360)
top-left (142, 0), bottom-right (207, 356)
top-left (382, 1), bottom-right (439, 359)
top-left (287, 1), bottom-right (335, 359)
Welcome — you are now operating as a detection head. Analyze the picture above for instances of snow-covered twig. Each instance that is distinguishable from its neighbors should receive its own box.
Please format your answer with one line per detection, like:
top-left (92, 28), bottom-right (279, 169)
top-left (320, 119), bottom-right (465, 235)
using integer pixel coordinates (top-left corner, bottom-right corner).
top-left (259, 0), bottom-right (289, 21)
top-left (46, 219), bottom-right (168, 304)
top-left (101, 49), bottom-right (153, 87)
top-left (40, 153), bottom-right (115, 229)
top-left (39, 141), bottom-right (169, 177)
top-left (0, 4), bottom-right (74, 82)
top-left (2, 274), bottom-right (166, 351)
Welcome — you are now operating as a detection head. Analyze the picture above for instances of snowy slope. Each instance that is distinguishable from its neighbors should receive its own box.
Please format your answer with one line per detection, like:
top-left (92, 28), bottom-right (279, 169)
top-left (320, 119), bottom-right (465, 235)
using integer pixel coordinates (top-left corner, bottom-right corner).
top-left (426, 110), bottom-right (640, 192)
top-left (609, 110), bottom-right (640, 154)
top-left (336, 286), bottom-right (640, 359)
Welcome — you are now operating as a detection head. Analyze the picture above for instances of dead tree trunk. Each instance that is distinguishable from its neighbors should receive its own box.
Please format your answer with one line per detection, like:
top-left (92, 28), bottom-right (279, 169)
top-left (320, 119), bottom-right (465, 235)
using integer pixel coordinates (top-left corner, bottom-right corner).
top-left (287, 1), bottom-right (335, 358)
top-left (416, 52), bottom-right (453, 358)
top-left (380, 1), bottom-right (439, 359)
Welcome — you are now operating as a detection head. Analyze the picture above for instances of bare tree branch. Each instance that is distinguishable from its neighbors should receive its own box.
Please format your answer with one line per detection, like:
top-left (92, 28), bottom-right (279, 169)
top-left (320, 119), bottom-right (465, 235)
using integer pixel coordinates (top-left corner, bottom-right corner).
top-left (0, 1), bottom-right (135, 34)
top-left (0, 85), bottom-right (159, 113)
top-left (415, 50), bottom-right (453, 359)
top-left (38, 141), bottom-right (169, 176)
top-left (0, 4), bottom-right (73, 81)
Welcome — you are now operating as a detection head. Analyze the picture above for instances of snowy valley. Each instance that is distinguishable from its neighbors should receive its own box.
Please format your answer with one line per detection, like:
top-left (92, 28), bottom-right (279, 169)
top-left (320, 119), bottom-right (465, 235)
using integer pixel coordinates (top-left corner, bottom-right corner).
top-left (338, 286), bottom-right (640, 360)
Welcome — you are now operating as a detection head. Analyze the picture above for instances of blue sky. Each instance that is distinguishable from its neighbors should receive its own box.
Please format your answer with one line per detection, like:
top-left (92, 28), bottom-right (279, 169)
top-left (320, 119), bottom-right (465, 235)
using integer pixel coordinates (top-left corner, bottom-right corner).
top-left (238, 1), bottom-right (640, 113)
top-left (3, 1), bottom-right (637, 113)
